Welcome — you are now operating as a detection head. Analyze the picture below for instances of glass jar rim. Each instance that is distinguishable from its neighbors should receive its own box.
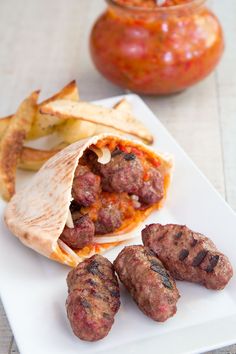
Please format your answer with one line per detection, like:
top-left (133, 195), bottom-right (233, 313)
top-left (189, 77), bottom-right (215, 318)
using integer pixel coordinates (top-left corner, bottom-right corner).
top-left (106, 0), bottom-right (206, 13)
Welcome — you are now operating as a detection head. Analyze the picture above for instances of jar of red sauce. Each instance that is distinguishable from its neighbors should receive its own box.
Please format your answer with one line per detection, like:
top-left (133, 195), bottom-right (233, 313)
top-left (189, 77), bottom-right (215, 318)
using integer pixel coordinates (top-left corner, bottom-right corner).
top-left (90, 0), bottom-right (224, 95)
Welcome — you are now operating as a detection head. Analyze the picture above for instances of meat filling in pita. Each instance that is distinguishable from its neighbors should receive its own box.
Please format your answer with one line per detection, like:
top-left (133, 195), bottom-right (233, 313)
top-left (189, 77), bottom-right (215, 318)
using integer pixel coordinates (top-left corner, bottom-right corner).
top-left (59, 138), bottom-right (168, 250)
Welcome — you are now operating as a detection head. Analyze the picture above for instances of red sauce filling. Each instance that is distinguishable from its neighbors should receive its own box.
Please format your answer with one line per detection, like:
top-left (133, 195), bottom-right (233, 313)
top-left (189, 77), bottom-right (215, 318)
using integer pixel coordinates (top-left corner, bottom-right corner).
top-left (80, 140), bottom-right (165, 233)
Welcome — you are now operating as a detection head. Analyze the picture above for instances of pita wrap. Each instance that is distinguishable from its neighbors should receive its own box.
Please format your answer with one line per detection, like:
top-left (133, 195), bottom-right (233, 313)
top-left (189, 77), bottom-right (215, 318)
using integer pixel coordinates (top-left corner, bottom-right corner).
top-left (4, 133), bottom-right (173, 267)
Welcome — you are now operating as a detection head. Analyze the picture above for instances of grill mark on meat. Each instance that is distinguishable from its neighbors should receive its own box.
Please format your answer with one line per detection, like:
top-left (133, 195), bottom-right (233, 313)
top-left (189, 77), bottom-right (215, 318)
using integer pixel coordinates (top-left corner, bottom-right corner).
top-left (162, 277), bottom-right (173, 289)
top-left (92, 292), bottom-right (104, 300)
top-left (114, 246), bottom-right (179, 321)
top-left (150, 260), bottom-right (173, 290)
top-left (110, 289), bottom-right (120, 298)
top-left (175, 232), bottom-right (183, 239)
top-left (103, 312), bottom-right (111, 319)
top-left (146, 249), bottom-right (157, 257)
top-left (192, 250), bottom-right (208, 267)
top-left (111, 147), bottom-right (122, 157)
top-left (191, 238), bottom-right (198, 247)
top-left (179, 249), bottom-right (189, 261)
top-left (149, 261), bottom-right (165, 276)
top-left (86, 279), bottom-right (97, 286)
top-left (142, 224), bottom-right (233, 290)
top-left (80, 299), bottom-right (90, 308)
top-left (124, 153), bottom-right (136, 161)
top-left (86, 260), bottom-right (104, 277)
top-left (66, 255), bottom-right (120, 341)
top-left (206, 255), bottom-right (220, 273)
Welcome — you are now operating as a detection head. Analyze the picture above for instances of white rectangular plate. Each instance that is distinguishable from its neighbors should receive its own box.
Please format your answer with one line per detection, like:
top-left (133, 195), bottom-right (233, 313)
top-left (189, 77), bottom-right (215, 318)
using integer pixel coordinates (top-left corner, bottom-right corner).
top-left (0, 94), bottom-right (236, 354)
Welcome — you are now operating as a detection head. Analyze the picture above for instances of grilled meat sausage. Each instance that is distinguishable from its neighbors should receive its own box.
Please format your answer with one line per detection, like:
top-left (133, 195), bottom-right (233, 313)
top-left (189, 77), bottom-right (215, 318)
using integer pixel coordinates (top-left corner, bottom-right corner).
top-left (114, 245), bottom-right (179, 322)
top-left (94, 150), bottom-right (143, 194)
top-left (95, 205), bottom-right (122, 235)
top-left (142, 224), bottom-right (233, 290)
top-left (60, 214), bottom-right (95, 249)
top-left (137, 167), bottom-right (164, 205)
top-left (72, 165), bottom-right (101, 207)
top-left (66, 254), bottom-right (120, 341)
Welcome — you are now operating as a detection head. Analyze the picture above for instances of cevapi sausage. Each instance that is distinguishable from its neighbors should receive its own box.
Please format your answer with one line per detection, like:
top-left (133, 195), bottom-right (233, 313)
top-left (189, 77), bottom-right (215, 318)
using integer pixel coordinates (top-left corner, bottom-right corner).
top-left (142, 223), bottom-right (233, 290)
top-left (114, 245), bottom-right (180, 322)
top-left (66, 254), bottom-right (120, 341)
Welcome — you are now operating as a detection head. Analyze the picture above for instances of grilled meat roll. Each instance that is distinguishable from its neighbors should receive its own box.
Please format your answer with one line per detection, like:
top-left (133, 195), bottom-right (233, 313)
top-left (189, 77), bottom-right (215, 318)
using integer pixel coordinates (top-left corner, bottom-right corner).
top-left (142, 223), bottom-right (233, 290)
top-left (66, 254), bottom-right (120, 341)
top-left (114, 245), bottom-right (179, 322)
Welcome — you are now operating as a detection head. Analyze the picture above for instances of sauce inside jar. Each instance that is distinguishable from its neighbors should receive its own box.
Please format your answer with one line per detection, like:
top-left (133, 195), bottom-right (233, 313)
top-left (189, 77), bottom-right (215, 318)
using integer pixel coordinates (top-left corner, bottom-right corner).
top-left (90, 0), bottom-right (224, 95)
top-left (114, 0), bottom-right (193, 8)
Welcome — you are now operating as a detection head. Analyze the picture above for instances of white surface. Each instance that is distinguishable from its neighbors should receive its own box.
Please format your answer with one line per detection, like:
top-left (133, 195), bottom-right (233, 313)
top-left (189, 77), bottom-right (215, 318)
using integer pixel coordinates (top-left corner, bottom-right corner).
top-left (0, 95), bottom-right (236, 354)
top-left (1, 1), bottom-right (236, 352)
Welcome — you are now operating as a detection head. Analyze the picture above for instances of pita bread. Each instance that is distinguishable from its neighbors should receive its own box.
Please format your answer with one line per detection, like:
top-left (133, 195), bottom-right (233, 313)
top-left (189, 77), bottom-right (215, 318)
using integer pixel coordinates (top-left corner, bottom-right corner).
top-left (40, 99), bottom-right (153, 144)
top-left (4, 133), bottom-right (173, 267)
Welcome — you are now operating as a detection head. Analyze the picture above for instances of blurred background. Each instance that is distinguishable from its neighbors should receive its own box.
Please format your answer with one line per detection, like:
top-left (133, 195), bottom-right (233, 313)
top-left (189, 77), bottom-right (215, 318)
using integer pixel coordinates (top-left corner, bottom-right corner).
top-left (0, 0), bottom-right (236, 353)
top-left (0, 1), bottom-right (235, 206)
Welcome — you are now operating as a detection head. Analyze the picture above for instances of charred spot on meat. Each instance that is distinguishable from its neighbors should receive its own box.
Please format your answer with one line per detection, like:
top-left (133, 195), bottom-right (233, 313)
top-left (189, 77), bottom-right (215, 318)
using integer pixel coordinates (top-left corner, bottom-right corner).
top-left (191, 238), bottom-right (198, 247)
top-left (110, 289), bottom-right (120, 298)
top-left (114, 245), bottom-right (179, 322)
top-left (142, 223), bottom-right (233, 290)
top-left (205, 255), bottom-right (220, 273)
top-left (80, 298), bottom-right (91, 308)
top-left (178, 249), bottom-right (189, 261)
top-left (175, 232), bottom-right (183, 239)
top-left (149, 261), bottom-right (173, 290)
top-left (66, 254), bottom-right (120, 341)
top-left (86, 278), bottom-right (97, 287)
top-left (69, 200), bottom-right (81, 213)
top-left (60, 214), bottom-right (95, 249)
top-left (124, 152), bottom-right (136, 161)
top-left (86, 259), bottom-right (103, 276)
top-left (192, 250), bottom-right (208, 267)
top-left (72, 164), bottom-right (101, 207)
top-left (111, 147), bottom-right (123, 157)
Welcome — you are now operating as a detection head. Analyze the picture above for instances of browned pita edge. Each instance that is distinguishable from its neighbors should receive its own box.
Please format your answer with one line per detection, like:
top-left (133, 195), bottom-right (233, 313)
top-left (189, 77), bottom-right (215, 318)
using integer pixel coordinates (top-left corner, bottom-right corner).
top-left (40, 100), bottom-right (154, 144)
top-left (4, 133), bottom-right (173, 267)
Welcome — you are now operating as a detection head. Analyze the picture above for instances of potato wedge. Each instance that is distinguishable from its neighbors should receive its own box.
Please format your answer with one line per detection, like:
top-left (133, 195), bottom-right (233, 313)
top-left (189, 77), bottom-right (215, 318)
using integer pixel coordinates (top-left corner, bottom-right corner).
top-left (0, 115), bottom-right (12, 137)
top-left (57, 98), bottom-right (131, 144)
top-left (28, 80), bottom-right (79, 140)
top-left (57, 120), bottom-right (96, 144)
top-left (18, 144), bottom-right (66, 171)
top-left (0, 81), bottom-right (79, 141)
top-left (0, 91), bottom-right (39, 200)
top-left (40, 99), bottom-right (153, 144)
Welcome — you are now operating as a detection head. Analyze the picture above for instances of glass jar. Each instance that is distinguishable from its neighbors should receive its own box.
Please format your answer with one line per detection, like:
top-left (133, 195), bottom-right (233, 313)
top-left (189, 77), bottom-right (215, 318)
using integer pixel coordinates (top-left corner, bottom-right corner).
top-left (90, 0), bottom-right (224, 95)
